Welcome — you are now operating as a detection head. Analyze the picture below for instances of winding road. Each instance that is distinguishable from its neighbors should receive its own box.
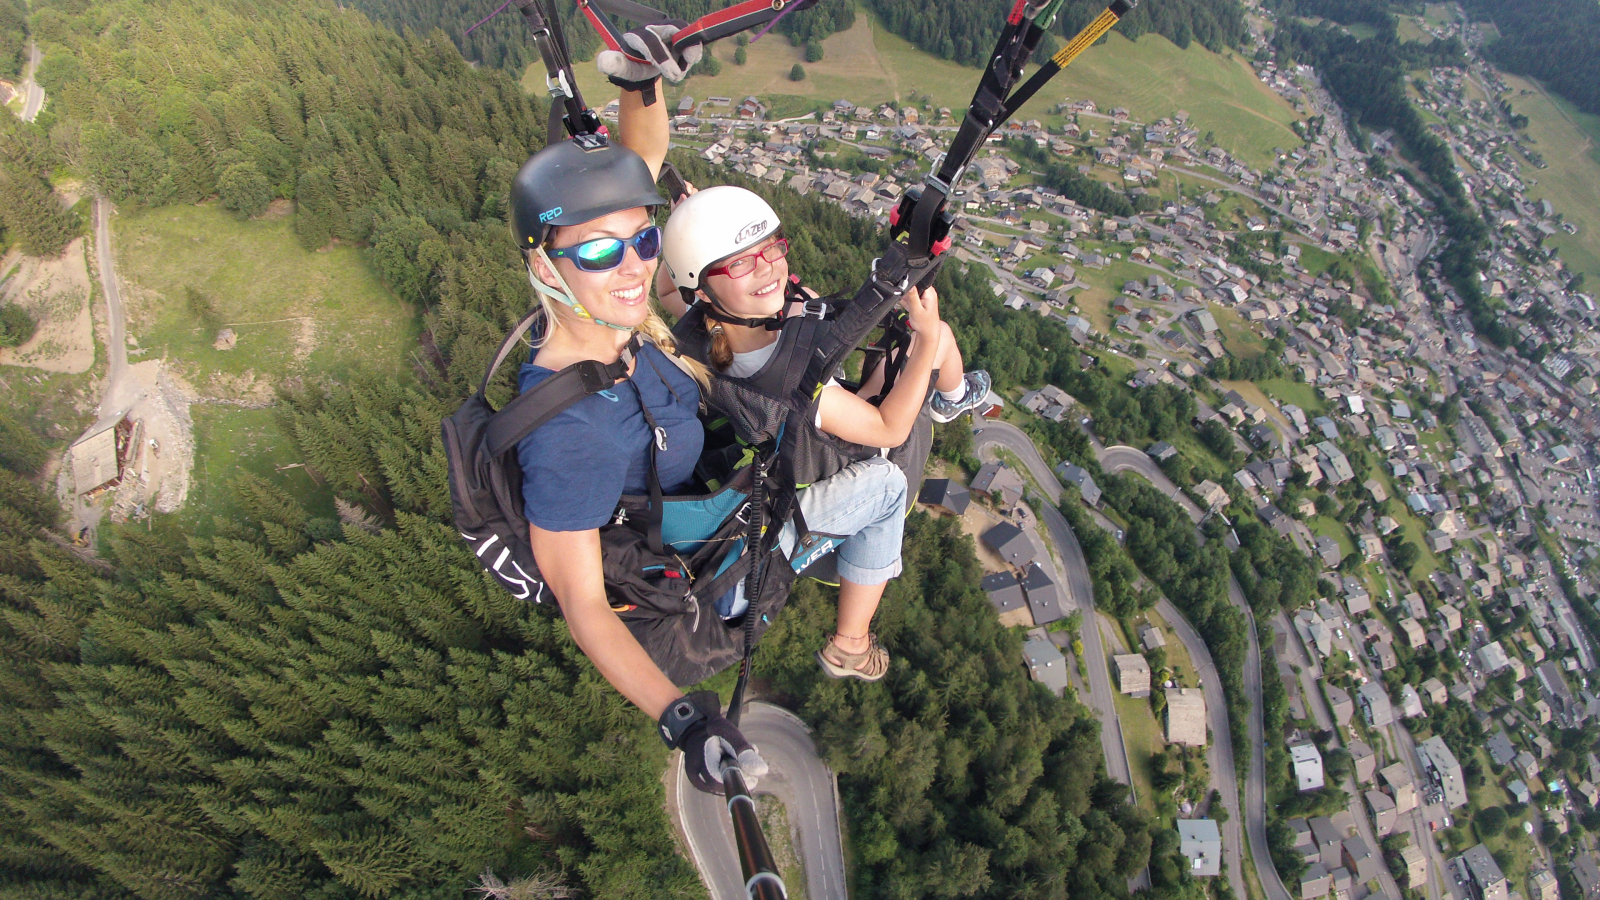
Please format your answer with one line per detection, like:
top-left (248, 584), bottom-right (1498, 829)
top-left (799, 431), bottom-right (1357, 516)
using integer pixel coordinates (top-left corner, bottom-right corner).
top-left (19, 42), bottom-right (43, 123)
top-left (971, 421), bottom-right (1136, 795)
top-left (1096, 443), bottom-right (1293, 900)
top-left (671, 702), bottom-right (846, 900)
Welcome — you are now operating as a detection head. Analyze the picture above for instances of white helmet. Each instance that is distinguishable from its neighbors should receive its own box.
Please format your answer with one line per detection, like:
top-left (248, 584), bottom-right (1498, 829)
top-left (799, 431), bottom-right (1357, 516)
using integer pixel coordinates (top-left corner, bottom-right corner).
top-left (661, 185), bottom-right (782, 292)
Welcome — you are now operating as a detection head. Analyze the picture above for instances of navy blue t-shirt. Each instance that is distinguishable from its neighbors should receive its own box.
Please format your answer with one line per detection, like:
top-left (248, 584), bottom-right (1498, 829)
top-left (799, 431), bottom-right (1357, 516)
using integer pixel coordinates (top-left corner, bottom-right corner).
top-left (517, 343), bottom-right (704, 532)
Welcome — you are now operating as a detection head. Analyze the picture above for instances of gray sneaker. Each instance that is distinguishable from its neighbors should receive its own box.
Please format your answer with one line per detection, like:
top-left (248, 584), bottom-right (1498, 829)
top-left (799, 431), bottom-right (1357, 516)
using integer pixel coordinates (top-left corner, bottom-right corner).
top-left (930, 370), bottom-right (992, 423)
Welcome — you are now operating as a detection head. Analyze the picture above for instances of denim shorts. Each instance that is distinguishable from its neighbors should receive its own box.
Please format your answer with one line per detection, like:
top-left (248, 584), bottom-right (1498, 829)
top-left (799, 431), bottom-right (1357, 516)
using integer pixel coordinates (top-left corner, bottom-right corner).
top-left (716, 456), bottom-right (907, 617)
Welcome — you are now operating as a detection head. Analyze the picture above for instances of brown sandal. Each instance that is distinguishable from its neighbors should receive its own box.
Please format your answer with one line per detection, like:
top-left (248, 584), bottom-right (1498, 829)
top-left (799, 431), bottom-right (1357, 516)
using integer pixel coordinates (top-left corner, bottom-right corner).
top-left (816, 633), bottom-right (890, 682)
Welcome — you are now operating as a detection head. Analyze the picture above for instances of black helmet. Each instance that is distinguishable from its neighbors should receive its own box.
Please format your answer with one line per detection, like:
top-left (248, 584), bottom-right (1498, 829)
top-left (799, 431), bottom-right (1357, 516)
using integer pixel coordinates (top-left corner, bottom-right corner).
top-left (510, 134), bottom-right (666, 249)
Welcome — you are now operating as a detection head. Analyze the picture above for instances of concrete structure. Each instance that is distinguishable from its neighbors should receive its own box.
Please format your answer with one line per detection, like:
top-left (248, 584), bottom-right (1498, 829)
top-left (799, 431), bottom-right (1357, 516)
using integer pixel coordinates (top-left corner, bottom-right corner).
top-left (1165, 687), bottom-right (1207, 746)
top-left (1460, 843), bottom-right (1509, 900)
top-left (1023, 636), bottom-right (1069, 696)
top-left (1418, 735), bottom-right (1469, 810)
top-left (1178, 819), bottom-right (1222, 877)
top-left (1114, 653), bottom-right (1151, 698)
top-left (1291, 742), bottom-right (1325, 791)
top-left (1359, 680), bottom-right (1394, 727)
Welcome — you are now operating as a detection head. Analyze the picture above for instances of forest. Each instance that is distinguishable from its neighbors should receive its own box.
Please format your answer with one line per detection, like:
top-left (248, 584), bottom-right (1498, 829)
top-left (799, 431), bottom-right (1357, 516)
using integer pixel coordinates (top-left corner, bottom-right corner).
top-left (1460, 0), bottom-right (1600, 118)
top-left (346, 0), bottom-right (1248, 79)
top-left (0, 0), bottom-right (1178, 894)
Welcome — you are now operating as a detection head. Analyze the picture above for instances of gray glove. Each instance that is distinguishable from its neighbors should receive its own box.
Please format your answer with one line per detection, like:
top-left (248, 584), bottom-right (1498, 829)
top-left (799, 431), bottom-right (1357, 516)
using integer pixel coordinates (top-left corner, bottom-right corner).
top-left (597, 22), bottom-right (704, 86)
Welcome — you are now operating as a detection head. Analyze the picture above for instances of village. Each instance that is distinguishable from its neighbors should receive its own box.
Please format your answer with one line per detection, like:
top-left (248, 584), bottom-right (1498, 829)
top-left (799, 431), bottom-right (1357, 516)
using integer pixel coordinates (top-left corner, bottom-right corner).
top-left (596, 5), bottom-right (1600, 900)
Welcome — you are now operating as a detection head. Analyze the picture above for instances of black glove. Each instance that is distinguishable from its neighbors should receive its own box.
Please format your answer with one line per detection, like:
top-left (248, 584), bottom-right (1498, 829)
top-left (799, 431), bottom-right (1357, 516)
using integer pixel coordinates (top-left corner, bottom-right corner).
top-left (659, 691), bottom-right (769, 795)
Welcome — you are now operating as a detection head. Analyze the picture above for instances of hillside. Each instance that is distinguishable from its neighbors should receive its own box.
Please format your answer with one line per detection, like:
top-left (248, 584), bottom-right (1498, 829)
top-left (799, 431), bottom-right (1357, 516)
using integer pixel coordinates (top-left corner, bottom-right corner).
top-left (552, 8), bottom-right (1303, 169)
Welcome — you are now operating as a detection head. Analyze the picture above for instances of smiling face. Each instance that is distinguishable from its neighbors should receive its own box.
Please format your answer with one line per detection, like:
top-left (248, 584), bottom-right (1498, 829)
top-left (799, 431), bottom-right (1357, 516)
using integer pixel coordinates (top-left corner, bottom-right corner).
top-left (532, 206), bottom-right (657, 330)
top-left (701, 235), bottom-right (790, 318)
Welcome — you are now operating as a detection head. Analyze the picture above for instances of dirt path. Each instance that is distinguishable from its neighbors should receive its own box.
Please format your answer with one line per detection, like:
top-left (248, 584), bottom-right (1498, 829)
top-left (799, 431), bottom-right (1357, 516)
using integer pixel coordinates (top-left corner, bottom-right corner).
top-left (64, 200), bottom-right (196, 537)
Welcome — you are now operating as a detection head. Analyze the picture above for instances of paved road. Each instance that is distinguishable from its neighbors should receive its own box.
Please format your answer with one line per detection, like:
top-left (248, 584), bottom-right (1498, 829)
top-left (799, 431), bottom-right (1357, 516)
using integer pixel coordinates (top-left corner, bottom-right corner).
top-left (20, 42), bottom-right (43, 122)
top-left (971, 421), bottom-right (1135, 795)
top-left (672, 702), bottom-right (846, 900)
top-left (1095, 444), bottom-right (1294, 900)
top-left (1156, 595), bottom-right (1247, 900)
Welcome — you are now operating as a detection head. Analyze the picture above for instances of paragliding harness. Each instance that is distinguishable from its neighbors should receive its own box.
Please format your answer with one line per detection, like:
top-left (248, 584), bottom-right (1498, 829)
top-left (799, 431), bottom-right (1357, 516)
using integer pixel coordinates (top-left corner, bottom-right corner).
top-left (441, 309), bottom-right (798, 687)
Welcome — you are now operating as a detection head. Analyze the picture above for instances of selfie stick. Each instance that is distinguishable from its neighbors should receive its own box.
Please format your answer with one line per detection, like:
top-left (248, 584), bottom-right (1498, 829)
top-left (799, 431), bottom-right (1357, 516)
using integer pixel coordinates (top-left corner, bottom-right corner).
top-left (720, 760), bottom-right (788, 900)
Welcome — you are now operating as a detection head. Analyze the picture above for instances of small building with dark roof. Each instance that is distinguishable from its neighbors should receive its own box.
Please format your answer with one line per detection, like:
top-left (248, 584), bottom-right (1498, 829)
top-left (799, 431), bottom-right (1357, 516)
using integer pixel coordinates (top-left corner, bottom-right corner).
top-left (982, 571), bottom-right (1031, 627)
top-left (971, 462), bottom-right (1026, 507)
top-left (1021, 561), bottom-right (1065, 625)
top-left (1147, 441), bottom-right (1178, 463)
top-left (1023, 636), bottom-right (1069, 696)
top-left (982, 522), bottom-right (1036, 567)
top-left (1055, 463), bottom-right (1101, 506)
top-left (918, 478), bottom-right (971, 516)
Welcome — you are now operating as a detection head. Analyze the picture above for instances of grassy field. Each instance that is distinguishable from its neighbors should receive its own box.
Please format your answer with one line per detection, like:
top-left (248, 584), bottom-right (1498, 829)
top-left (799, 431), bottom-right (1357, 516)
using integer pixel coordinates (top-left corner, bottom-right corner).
top-left (185, 406), bottom-right (336, 530)
top-left (1211, 305), bottom-right (1267, 357)
top-left (1308, 515), bottom-right (1355, 557)
top-left (1256, 377), bottom-right (1324, 415)
top-left (551, 5), bottom-right (1302, 169)
top-left (116, 204), bottom-right (418, 400)
top-left (1113, 688), bottom-right (1164, 818)
top-left (1395, 16), bottom-right (1431, 43)
top-left (1502, 73), bottom-right (1600, 287)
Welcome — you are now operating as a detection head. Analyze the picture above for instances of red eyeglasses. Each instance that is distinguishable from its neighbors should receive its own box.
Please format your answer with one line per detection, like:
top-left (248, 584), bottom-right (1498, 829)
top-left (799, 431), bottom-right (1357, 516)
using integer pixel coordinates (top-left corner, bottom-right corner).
top-left (705, 238), bottom-right (791, 279)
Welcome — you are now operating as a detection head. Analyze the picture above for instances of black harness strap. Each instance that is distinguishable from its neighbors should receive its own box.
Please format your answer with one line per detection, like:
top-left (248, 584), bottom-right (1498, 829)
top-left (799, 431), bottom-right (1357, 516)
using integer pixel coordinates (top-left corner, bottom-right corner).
top-left (484, 327), bottom-right (641, 458)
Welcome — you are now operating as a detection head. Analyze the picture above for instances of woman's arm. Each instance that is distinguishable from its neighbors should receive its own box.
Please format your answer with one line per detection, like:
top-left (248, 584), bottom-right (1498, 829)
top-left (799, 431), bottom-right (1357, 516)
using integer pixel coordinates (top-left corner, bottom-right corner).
top-left (815, 286), bottom-right (942, 448)
top-left (530, 525), bottom-right (683, 719)
top-left (615, 79), bottom-right (670, 179)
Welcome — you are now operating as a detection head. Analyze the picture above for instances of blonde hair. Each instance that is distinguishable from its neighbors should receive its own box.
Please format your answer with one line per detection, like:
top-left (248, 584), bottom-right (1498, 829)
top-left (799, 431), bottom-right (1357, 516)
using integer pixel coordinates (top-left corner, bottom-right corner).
top-left (526, 247), bottom-right (711, 390)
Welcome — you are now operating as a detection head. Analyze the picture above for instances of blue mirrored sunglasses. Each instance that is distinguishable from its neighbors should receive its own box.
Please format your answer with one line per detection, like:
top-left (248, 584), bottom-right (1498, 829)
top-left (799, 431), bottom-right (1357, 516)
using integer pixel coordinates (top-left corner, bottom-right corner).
top-left (547, 225), bottom-right (662, 272)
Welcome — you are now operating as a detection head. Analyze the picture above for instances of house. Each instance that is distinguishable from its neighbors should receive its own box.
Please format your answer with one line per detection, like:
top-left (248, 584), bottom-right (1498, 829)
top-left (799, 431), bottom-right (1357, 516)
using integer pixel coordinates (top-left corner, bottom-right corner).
top-left (1399, 618), bottom-right (1428, 648)
top-left (1115, 653), bottom-right (1152, 698)
top-left (1507, 779), bottom-right (1531, 805)
top-left (1460, 843), bottom-right (1509, 900)
top-left (1370, 641), bottom-right (1399, 672)
top-left (1024, 636), bottom-right (1069, 695)
top-left (1300, 863), bottom-right (1332, 900)
top-left (1348, 739), bottom-right (1376, 783)
top-left (1418, 735), bottom-right (1469, 810)
top-left (1291, 742), bottom-right (1325, 791)
top-left (1140, 624), bottom-right (1167, 652)
top-left (1327, 685), bottom-right (1354, 728)
top-left (1399, 844), bottom-right (1428, 888)
top-left (1399, 684), bottom-right (1424, 719)
top-left (1021, 561), bottom-right (1065, 626)
top-left (1530, 868), bottom-right (1560, 900)
top-left (1178, 819), bottom-right (1222, 877)
top-left (69, 414), bottom-right (131, 496)
top-left (971, 462), bottom-right (1026, 507)
top-left (1436, 603), bottom-right (1462, 633)
top-left (1166, 687), bottom-right (1207, 746)
top-left (982, 522), bottom-right (1036, 567)
top-left (918, 478), bottom-right (971, 516)
top-left (983, 571), bottom-right (1031, 627)
top-left (1194, 479), bottom-right (1230, 511)
top-left (1342, 835), bottom-right (1380, 884)
top-left (1366, 789), bottom-right (1398, 835)
top-left (1574, 854), bottom-right (1600, 899)
top-left (1314, 534), bottom-right (1343, 568)
top-left (1420, 677), bottom-right (1448, 705)
top-left (1056, 463), bottom-right (1102, 506)
top-left (1148, 441), bottom-right (1178, 463)
top-left (1359, 681), bottom-right (1394, 727)
top-left (1381, 762), bottom-right (1419, 814)
top-left (1477, 640), bottom-right (1511, 674)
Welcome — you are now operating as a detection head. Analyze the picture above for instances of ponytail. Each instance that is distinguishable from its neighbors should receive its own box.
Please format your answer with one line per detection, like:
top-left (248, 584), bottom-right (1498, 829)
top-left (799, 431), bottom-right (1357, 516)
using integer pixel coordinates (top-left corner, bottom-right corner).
top-left (706, 319), bottom-right (735, 371)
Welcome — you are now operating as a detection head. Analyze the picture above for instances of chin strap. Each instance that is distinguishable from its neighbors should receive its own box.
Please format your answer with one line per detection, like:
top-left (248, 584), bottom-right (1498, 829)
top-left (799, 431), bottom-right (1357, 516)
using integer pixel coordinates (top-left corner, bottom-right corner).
top-left (528, 249), bottom-right (636, 333)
